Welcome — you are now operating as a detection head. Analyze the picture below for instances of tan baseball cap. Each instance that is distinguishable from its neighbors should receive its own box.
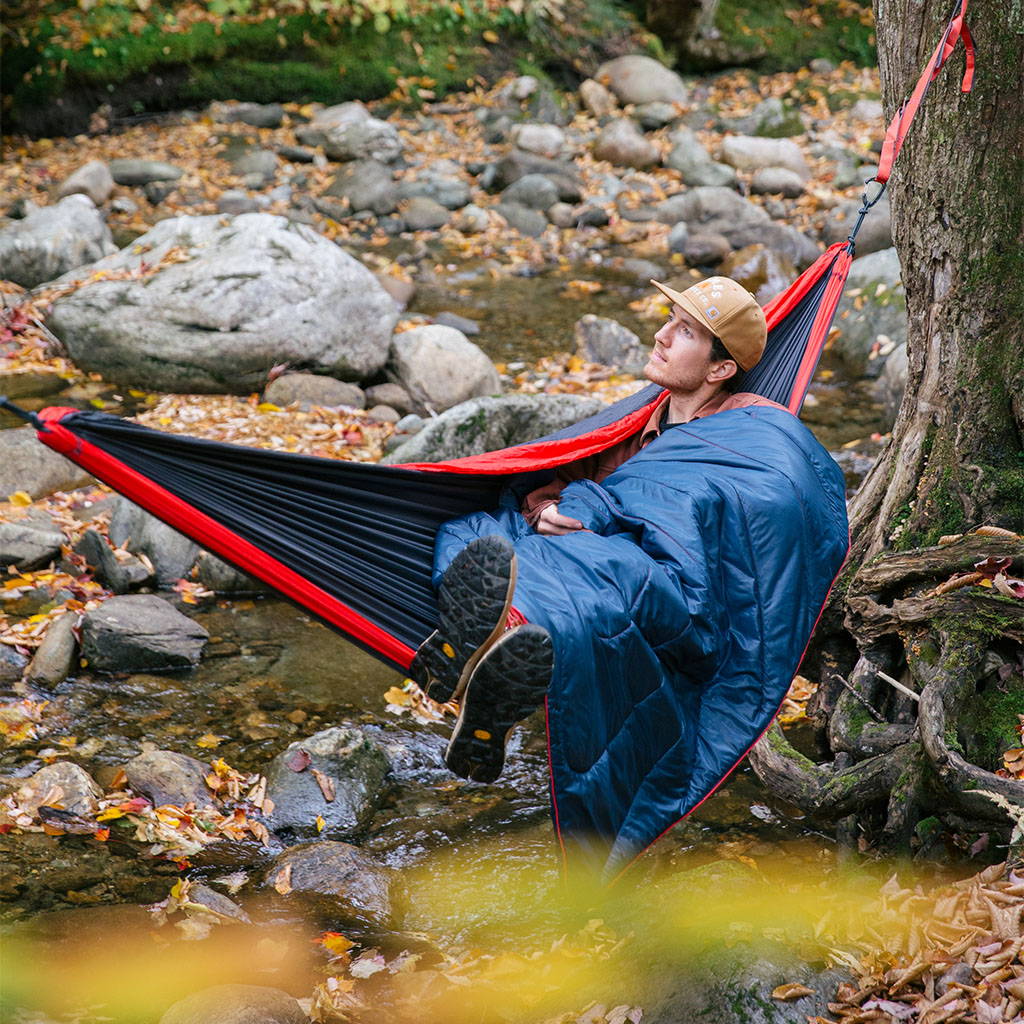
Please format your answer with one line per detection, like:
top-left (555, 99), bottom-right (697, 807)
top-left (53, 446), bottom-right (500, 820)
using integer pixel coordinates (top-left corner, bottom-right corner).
top-left (650, 276), bottom-right (767, 371)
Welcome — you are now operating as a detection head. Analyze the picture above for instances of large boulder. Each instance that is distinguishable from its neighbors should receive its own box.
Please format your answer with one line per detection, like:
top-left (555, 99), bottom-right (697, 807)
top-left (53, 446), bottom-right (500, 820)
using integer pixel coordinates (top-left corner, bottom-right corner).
top-left (263, 841), bottom-right (395, 928)
top-left (664, 128), bottom-right (737, 187)
top-left (833, 247), bottom-right (906, 377)
top-left (593, 119), bottom-right (660, 169)
top-left (263, 726), bottom-right (390, 838)
top-left (388, 325), bottom-right (502, 414)
top-left (47, 213), bottom-right (398, 393)
top-left (159, 985), bottom-right (307, 1024)
top-left (0, 195), bottom-right (116, 288)
top-left (382, 393), bottom-right (604, 464)
top-left (510, 123), bottom-right (566, 159)
top-left (0, 426), bottom-right (94, 500)
top-left (595, 55), bottom-right (688, 106)
top-left (717, 244), bottom-right (797, 305)
top-left (80, 594), bottom-right (209, 672)
top-left (718, 136), bottom-right (811, 180)
top-left (483, 150), bottom-right (583, 203)
top-left (0, 517), bottom-right (64, 571)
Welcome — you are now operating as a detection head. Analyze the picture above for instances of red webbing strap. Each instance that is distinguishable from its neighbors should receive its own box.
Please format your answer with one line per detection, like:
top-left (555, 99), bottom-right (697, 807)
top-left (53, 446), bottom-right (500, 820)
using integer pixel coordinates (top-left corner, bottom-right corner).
top-left (876, 0), bottom-right (975, 184)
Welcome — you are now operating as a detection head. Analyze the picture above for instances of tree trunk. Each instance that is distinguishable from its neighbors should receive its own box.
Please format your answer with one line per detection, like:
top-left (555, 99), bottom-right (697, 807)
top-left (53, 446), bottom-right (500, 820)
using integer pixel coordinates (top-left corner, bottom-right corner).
top-left (847, 0), bottom-right (1024, 562)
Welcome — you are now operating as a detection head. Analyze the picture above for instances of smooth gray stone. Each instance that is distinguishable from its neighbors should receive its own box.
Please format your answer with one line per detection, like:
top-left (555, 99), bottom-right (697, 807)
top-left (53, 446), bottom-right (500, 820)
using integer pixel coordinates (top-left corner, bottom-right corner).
top-left (108, 159), bottom-right (184, 186)
top-left (125, 749), bottom-right (213, 808)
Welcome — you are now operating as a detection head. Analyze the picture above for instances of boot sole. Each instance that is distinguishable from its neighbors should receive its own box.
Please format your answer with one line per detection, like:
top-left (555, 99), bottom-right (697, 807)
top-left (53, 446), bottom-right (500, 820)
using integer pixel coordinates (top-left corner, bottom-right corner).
top-left (445, 624), bottom-right (553, 784)
top-left (410, 536), bottom-right (517, 703)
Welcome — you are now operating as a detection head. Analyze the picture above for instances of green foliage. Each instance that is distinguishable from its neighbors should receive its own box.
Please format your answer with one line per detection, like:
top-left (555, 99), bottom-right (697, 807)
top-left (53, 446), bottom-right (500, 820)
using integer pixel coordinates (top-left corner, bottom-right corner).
top-left (708, 0), bottom-right (876, 71)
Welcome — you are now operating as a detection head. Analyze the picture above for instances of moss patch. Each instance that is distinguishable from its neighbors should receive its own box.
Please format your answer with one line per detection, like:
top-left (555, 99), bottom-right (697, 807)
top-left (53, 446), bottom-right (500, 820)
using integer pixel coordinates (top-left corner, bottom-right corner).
top-left (959, 675), bottom-right (1024, 772)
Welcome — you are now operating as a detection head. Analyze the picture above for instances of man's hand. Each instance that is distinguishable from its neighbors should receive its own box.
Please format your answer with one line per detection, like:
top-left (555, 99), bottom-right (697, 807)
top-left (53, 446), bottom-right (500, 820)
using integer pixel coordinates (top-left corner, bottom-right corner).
top-left (535, 504), bottom-right (585, 535)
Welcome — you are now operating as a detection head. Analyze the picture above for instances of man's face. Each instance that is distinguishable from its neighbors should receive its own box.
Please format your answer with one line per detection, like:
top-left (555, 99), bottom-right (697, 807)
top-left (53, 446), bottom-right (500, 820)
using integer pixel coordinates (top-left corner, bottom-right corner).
top-left (644, 304), bottom-right (719, 393)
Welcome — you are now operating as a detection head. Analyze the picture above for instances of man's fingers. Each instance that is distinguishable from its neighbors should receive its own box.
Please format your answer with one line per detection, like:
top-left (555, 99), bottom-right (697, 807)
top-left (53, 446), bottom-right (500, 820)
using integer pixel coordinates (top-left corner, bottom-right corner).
top-left (547, 512), bottom-right (584, 530)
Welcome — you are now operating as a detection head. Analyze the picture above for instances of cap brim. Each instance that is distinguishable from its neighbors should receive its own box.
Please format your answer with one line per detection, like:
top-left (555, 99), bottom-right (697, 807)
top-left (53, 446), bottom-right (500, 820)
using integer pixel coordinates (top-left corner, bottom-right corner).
top-left (650, 279), bottom-right (719, 342)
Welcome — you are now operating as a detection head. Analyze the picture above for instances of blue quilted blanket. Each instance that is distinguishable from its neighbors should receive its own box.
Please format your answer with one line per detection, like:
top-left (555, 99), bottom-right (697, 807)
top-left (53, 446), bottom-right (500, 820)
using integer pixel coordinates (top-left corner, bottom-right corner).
top-left (434, 405), bottom-right (849, 877)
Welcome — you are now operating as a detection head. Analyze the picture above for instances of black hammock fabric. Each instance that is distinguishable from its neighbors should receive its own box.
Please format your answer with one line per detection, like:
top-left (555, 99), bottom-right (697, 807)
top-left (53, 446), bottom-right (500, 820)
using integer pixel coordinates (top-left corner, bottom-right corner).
top-left (25, 241), bottom-right (853, 672)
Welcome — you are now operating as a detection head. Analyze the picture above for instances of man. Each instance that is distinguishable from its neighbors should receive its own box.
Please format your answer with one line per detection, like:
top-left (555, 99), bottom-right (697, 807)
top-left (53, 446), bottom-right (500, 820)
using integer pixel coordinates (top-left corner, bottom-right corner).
top-left (412, 276), bottom-right (787, 782)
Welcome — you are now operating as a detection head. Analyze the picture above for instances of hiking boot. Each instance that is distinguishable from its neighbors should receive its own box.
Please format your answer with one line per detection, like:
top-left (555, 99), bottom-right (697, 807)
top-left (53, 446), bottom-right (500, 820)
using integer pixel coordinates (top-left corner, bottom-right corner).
top-left (410, 535), bottom-right (517, 703)
top-left (444, 623), bottom-right (553, 784)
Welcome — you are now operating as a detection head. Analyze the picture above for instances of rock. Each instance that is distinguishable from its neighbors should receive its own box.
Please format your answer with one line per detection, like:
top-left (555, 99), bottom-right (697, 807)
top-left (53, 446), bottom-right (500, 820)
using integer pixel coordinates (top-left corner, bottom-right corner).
top-left (452, 204), bottom-right (490, 233)
top-left (0, 645), bottom-right (28, 683)
top-left (364, 382), bottom-right (413, 414)
top-left (323, 117), bottom-right (402, 163)
top-left (501, 173), bottom-right (560, 211)
top-left (395, 170), bottom-right (470, 210)
top-left (48, 213), bottom-right (398, 393)
top-left (277, 144), bottom-right (315, 164)
top-left (936, 960), bottom-right (974, 997)
top-left (125, 749), bottom-right (212, 808)
top-left (509, 123), bottom-right (565, 159)
top-left (824, 196), bottom-right (893, 256)
top-left (718, 244), bottom-right (797, 304)
top-left (263, 841), bottom-right (395, 928)
top-left (384, 412), bottom-right (425, 453)
top-left (366, 404), bottom-right (399, 423)
top-left (211, 101), bottom-right (285, 129)
top-left (57, 161), bottom-right (115, 206)
top-left (719, 136), bottom-right (810, 180)
top-left (0, 426), bottom-right (94, 499)
top-left (401, 195), bottom-right (450, 231)
top-left (833, 247), bottom-right (906, 376)
top-left (432, 311), bottom-right (480, 336)
top-left (664, 128), bottom-right (738, 187)
top-left (683, 232), bottom-right (731, 266)
top-left (736, 222), bottom-right (820, 270)
top-left (850, 98), bottom-right (884, 123)
top-left (0, 518), bottom-right (64, 571)
top-left (159, 984), bottom-right (306, 1024)
top-left (216, 190), bottom-right (259, 215)
top-left (579, 78), bottom-right (617, 118)
top-left (595, 55), bottom-right (688, 105)
top-left (810, 57), bottom-right (836, 73)
top-left (263, 726), bottom-right (390, 838)
top-left (0, 194), bottom-right (116, 288)
top-left (322, 158), bottom-right (397, 215)
top-left (108, 499), bottom-right (198, 586)
top-left (575, 204), bottom-right (610, 228)
top-left (27, 613), bottom-right (77, 687)
top-left (263, 372), bottom-right (365, 409)
top-left (574, 315), bottom-right (646, 374)
top-left (750, 166), bottom-right (805, 198)
top-left (81, 594), bottom-right (208, 672)
top-left (230, 149), bottom-right (278, 183)
top-left (388, 325), bottom-right (502, 413)
top-left (547, 202), bottom-right (577, 229)
top-left (188, 882), bottom-right (251, 923)
top-left (485, 150), bottom-right (582, 203)
top-left (593, 119), bottom-right (660, 169)
top-left (194, 552), bottom-right (267, 594)
top-left (17, 762), bottom-right (102, 817)
top-left (634, 101), bottom-right (679, 130)
top-left (495, 202), bottom-right (548, 237)
top-left (310, 100), bottom-right (371, 131)
top-left (110, 196), bottom-right (138, 215)
top-left (667, 221), bottom-right (690, 255)
top-left (875, 341), bottom-right (907, 431)
top-left (727, 96), bottom-right (804, 138)
top-left (143, 181), bottom-right (176, 205)
top-left (108, 159), bottom-right (183, 186)
top-left (73, 528), bottom-right (152, 593)
top-left (382, 393), bottom-right (603, 463)
top-left (374, 272), bottom-right (416, 309)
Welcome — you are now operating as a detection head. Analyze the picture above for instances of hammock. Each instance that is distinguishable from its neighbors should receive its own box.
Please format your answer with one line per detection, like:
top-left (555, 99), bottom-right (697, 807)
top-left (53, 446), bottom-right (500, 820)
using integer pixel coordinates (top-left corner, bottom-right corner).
top-left (0, 0), bottom-right (974, 864)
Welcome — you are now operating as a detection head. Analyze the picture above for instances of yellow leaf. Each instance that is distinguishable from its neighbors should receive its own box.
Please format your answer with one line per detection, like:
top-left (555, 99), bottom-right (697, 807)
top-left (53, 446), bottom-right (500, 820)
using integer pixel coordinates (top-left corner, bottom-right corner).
top-left (482, 29), bottom-right (499, 42)
top-left (771, 983), bottom-right (815, 1001)
top-left (8, 491), bottom-right (32, 506)
top-left (316, 814), bottom-right (326, 833)
top-left (257, 402), bottom-right (281, 413)
top-left (978, 577), bottom-right (994, 588)
top-left (384, 686), bottom-right (413, 707)
top-left (128, 389), bottom-right (148, 398)
top-left (196, 733), bottom-right (222, 749)
top-left (89, 398), bottom-right (107, 409)
top-left (95, 806), bottom-right (125, 822)
top-left (318, 930), bottom-right (355, 956)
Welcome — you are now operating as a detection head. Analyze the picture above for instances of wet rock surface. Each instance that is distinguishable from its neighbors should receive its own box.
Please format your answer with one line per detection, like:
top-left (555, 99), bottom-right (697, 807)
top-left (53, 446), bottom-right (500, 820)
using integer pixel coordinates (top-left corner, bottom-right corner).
top-left (159, 984), bottom-right (308, 1024)
top-left (124, 749), bottom-right (213, 808)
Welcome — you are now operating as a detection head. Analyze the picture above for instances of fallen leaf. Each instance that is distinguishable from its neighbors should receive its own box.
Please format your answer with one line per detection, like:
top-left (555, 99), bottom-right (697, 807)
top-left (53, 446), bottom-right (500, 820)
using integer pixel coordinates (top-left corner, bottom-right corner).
top-left (772, 983), bottom-right (815, 1001)
top-left (286, 748), bottom-right (311, 772)
top-left (273, 864), bottom-right (293, 895)
top-left (311, 768), bottom-right (336, 803)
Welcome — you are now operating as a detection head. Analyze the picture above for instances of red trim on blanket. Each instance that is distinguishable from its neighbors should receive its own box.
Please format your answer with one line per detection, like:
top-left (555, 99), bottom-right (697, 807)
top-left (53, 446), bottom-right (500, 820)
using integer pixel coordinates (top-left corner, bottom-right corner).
top-left (606, 534), bottom-right (852, 886)
top-left (544, 694), bottom-right (570, 881)
top-left (34, 410), bottom-right (417, 670)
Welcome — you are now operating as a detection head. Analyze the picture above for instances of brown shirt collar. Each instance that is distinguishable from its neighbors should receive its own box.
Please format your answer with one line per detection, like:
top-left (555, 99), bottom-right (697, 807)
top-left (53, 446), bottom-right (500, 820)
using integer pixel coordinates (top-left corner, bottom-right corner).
top-left (638, 391), bottom-right (788, 447)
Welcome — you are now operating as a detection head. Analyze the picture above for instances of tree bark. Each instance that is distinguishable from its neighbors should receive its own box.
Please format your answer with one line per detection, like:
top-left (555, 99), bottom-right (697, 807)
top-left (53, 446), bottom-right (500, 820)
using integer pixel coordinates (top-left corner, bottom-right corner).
top-left (847, 0), bottom-right (1024, 563)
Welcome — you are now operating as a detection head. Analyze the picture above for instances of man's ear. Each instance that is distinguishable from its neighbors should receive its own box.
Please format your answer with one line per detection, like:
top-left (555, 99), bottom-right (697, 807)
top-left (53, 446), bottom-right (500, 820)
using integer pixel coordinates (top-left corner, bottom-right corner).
top-left (707, 358), bottom-right (738, 384)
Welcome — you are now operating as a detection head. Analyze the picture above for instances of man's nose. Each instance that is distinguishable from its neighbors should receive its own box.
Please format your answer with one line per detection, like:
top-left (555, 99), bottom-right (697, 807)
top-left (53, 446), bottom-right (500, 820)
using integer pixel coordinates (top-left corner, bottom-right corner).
top-left (654, 324), bottom-right (670, 345)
